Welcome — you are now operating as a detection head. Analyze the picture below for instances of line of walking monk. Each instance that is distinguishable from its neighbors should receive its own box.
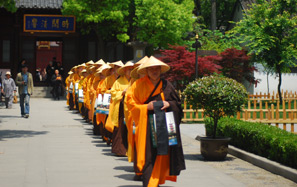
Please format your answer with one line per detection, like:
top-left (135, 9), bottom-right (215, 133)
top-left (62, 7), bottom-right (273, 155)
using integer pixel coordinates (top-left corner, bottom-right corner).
top-left (65, 56), bottom-right (186, 187)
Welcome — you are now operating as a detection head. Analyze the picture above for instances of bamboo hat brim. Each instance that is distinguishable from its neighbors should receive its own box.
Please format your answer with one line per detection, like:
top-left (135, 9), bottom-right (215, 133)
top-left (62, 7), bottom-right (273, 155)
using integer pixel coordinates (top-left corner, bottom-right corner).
top-left (94, 59), bottom-right (105, 66)
top-left (110, 60), bottom-right (124, 68)
top-left (78, 63), bottom-right (86, 67)
top-left (98, 64), bottom-right (112, 76)
top-left (117, 61), bottom-right (135, 76)
top-left (86, 60), bottom-right (94, 66)
top-left (135, 56), bottom-right (149, 66)
top-left (137, 56), bottom-right (170, 75)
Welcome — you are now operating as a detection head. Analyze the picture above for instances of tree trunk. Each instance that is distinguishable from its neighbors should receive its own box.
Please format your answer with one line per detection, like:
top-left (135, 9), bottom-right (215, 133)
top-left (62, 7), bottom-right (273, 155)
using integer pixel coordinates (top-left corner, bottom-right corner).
top-left (194, 0), bottom-right (201, 17)
top-left (277, 68), bottom-right (282, 104)
top-left (211, 0), bottom-right (217, 30)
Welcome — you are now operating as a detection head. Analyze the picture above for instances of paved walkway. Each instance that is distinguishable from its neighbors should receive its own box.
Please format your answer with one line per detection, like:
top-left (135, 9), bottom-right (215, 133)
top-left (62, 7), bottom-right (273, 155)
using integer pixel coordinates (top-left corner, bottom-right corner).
top-left (0, 98), bottom-right (296, 187)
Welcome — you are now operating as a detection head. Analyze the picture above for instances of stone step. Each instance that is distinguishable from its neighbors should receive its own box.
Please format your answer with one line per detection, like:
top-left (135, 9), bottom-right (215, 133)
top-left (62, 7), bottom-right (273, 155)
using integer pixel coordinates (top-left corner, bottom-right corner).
top-left (32, 86), bottom-right (53, 98)
top-left (15, 87), bottom-right (66, 98)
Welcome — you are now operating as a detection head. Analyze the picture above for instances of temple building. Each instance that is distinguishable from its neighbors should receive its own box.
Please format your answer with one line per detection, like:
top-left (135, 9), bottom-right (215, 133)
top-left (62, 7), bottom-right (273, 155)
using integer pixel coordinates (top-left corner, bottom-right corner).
top-left (0, 0), bottom-right (133, 84)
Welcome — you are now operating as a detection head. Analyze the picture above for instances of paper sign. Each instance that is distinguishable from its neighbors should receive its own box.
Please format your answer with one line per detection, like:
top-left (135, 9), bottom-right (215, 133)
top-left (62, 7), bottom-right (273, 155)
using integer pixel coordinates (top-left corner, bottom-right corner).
top-left (102, 93), bottom-right (111, 109)
top-left (97, 94), bottom-right (103, 108)
top-left (150, 111), bottom-right (178, 147)
top-left (69, 82), bottom-right (73, 93)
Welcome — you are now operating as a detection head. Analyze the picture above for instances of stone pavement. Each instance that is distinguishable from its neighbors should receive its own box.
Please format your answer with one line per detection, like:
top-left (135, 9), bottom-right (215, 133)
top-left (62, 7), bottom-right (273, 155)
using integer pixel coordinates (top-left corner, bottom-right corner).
top-left (0, 98), bottom-right (296, 187)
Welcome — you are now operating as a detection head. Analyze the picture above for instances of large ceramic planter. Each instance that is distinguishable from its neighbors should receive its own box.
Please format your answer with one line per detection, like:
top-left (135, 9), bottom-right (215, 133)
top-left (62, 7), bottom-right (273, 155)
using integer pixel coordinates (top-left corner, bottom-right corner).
top-left (200, 137), bottom-right (231, 161)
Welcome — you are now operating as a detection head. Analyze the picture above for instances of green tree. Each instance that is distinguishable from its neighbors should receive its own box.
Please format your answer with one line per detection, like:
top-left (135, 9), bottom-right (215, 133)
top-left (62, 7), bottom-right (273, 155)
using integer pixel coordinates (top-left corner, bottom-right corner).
top-left (133, 0), bottom-right (195, 48)
top-left (62, 0), bottom-right (195, 49)
top-left (199, 0), bottom-right (237, 30)
top-left (230, 0), bottom-right (297, 103)
top-left (62, 0), bottom-right (130, 43)
top-left (0, 0), bottom-right (17, 12)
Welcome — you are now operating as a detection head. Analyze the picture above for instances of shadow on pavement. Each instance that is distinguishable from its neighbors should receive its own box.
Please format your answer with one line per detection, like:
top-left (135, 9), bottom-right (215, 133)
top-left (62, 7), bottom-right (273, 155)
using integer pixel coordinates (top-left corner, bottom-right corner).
top-left (114, 173), bottom-right (135, 181)
top-left (114, 166), bottom-right (134, 173)
top-left (0, 130), bottom-right (48, 141)
top-left (116, 157), bottom-right (129, 162)
top-left (0, 115), bottom-right (22, 119)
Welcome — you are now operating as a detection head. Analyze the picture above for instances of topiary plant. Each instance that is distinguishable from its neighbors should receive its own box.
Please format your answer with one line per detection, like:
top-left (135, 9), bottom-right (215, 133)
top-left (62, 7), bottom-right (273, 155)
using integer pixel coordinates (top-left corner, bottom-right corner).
top-left (183, 75), bottom-right (248, 138)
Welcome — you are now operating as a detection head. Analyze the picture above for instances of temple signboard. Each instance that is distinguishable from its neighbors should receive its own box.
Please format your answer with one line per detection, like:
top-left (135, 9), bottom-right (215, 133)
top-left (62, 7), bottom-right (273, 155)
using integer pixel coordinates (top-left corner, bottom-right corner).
top-left (24, 14), bottom-right (76, 33)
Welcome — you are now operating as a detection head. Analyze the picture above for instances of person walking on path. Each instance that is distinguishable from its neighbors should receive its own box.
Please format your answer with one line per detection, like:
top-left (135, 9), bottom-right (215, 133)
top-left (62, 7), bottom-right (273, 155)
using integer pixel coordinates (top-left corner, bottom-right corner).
top-left (51, 69), bottom-right (63, 100)
top-left (1, 71), bottom-right (16, 109)
top-left (15, 64), bottom-right (34, 118)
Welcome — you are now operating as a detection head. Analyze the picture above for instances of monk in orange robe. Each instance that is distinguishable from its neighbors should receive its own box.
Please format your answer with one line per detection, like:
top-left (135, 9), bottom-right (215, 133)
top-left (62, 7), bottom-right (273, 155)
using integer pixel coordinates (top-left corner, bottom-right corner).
top-left (102, 61), bottom-right (124, 144)
top-left (72, 66), bottom-right (80, 110)
top-left (95, 64), bottom-right (112, 136)
top-left (87, 60), bottom-right (105, 123)
top-left (125, 56), bottom-right (149, 180)
top-left (65, 71), bottom-right (73, 107)
top-left (110, 61), bottom-right (134, 156)
top-left (128, 56), bottom-right (185, 187)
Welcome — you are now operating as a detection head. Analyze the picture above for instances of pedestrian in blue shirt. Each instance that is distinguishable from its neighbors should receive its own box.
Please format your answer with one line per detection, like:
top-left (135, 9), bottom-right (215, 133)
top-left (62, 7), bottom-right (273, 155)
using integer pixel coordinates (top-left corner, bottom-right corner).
top-left (15, 64), bottom-right (34, 118)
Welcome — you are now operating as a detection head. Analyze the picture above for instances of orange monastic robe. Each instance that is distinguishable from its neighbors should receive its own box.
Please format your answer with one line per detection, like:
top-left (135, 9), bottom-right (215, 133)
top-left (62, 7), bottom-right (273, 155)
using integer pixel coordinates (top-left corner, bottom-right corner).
top-left (100, 74), bottom-right (117, 94)
top-left (72, 73), bottom-right (80, 104)
top-left (89, 76), bottom-right (101, 122)
top-left (78, 75), bottom-right (87, 113)
top-left (105, 76), bottom-right (129, 132)
top-left (101, 74), bottom-right (117, 133)
top-left (83, 74), bottom-right (92, 110)
top-left (65, 75), bottom-right (71, 106)
top-left (85, 74), bottom-right (95, 111)
top-left (129, 76), bottom-right (176, 186)
top-left (125, 78), bottom-right (137, 162)
top-left (96, 79), bottom-right (106, 126)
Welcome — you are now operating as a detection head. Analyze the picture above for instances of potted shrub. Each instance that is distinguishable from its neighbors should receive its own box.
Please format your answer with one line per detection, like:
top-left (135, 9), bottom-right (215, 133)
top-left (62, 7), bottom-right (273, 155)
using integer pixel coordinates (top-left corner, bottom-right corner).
top-left (183, 75), bottom-right (248, 160)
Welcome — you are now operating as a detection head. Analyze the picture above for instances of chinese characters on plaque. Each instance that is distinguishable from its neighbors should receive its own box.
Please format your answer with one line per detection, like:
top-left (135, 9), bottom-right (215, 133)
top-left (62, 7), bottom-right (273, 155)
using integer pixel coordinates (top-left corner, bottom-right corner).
top-left (24, 14), bottom-right (75, 33)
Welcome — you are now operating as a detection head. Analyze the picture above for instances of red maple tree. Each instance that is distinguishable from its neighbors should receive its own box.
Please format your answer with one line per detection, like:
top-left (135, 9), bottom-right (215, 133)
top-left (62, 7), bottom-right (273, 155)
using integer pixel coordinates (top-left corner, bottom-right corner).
top-left (217, 48), bottom-right (259, 86)
top-left (159, 46), bottom-right (258, 90)
top-left (159, 45), bottom-right (221, 90)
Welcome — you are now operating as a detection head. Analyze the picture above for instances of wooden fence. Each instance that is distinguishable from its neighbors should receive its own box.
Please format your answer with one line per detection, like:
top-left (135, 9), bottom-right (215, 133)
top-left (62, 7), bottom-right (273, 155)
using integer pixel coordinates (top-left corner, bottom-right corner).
top-left (182, 91), bottom-right (297, 133)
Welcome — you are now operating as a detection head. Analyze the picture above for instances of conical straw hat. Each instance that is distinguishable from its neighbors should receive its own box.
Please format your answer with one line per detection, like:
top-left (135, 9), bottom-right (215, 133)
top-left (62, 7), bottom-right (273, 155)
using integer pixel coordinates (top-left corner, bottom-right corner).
top-left (78, 63), bottom-right (86, 67)
top-left (110, 60), bottom-right (124, 68)
top-left (117, 61), bottom-right (135, 76)
top-left (135, 56), bottom-right (149, 66)
top-left (88, 65), bottom-right (97, 70)
top-left (137, 56), bottom-right (170, 75)
top-left (94, 59), bottom-right (105, 66)
top-left (86, 60), bottom-right (94, 66)
top-left (98, 64), bottom-right (112, 77)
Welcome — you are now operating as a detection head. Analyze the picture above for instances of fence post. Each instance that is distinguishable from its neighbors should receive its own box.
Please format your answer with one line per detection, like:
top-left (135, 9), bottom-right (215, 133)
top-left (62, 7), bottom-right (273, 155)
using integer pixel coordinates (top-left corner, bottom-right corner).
top-left (184, 99), bottom-right (187, 120)
top-left (283, 100), bottom-right (286, 120)
top-left (271, 104), bottom-right (274, 120)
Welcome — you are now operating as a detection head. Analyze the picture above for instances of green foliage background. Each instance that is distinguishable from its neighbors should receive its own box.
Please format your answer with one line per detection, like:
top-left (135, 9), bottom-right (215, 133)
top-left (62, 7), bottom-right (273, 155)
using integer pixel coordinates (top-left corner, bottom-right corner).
top-left (205, 117), bottom-right (297, 169)
top-left (0, 0), bottom-right (17, 12)
top-left (62, 0), bottom-right (195, 49)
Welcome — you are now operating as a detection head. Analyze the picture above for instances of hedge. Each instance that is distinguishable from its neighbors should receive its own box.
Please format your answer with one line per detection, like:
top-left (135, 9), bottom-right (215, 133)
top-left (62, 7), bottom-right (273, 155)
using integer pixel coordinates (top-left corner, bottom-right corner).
top-left (205, 117), bottom-right (297, 169)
